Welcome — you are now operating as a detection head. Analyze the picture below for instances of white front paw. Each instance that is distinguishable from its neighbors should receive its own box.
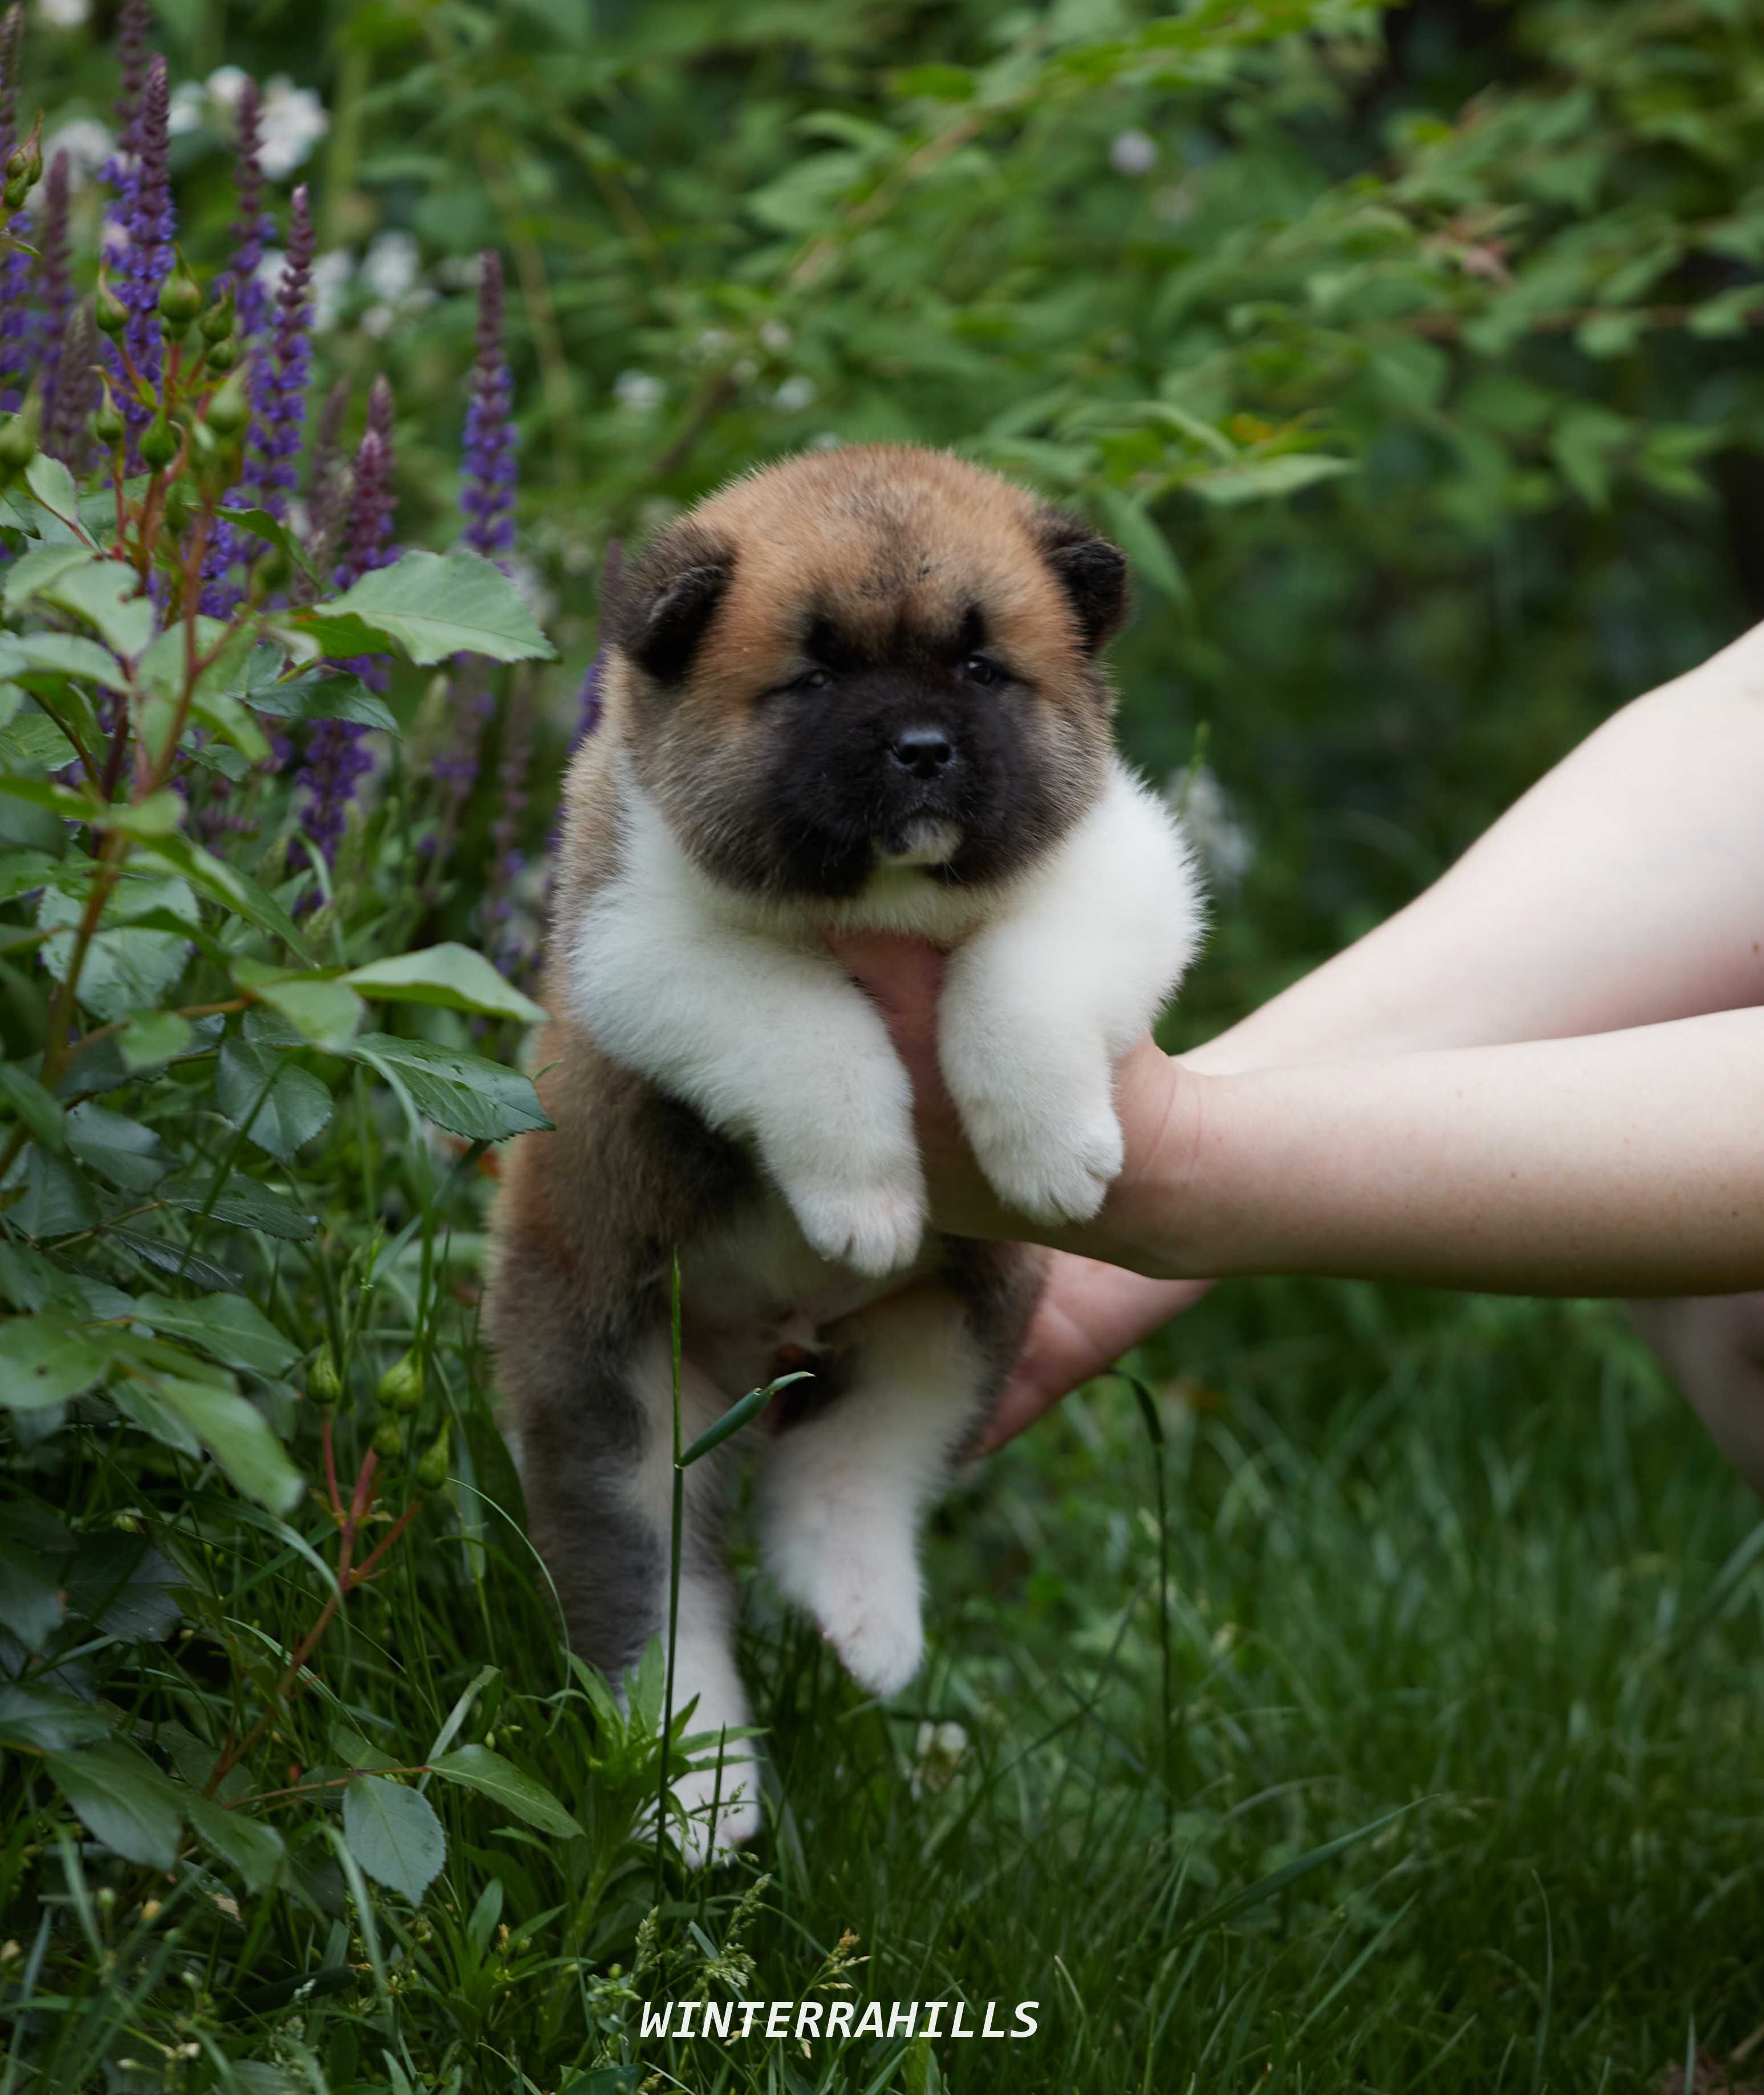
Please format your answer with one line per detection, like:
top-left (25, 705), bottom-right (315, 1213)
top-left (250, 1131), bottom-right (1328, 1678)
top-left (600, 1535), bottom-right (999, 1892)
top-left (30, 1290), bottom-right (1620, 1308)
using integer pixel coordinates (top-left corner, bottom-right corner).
top-left (786, 1170), bottom-right (926, 1277)
top-left (767, 1519), bottom-right (925, 1696)
top-left (943, 1020), bottom-right (1124, 1224)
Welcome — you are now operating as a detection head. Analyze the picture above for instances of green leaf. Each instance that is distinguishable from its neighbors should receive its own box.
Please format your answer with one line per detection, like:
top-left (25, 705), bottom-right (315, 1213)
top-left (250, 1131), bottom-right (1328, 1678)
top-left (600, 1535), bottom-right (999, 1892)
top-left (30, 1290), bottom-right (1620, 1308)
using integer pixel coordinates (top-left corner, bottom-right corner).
top-left (0, 631), bottom-right (124, 685)
top-left (1185, 453), bottom-right (1355, 506)
top-left (64, 1101), bottom-right (172, 1191)
top-left (1093, 486), bottom-right (1189, 606)
top-left (45, 1739), bottom-right (184, 1869)
top-left (234, 960), bottom-right (364, 1051)
top-left (185, 1793), bottom-right (287, 1893)
top-left (151, 1373), bottom-right (304, 1512)
top-left (217, 506), bottom-right (325, 590)
top-left (295, 548), bottom-right (555, 667)
top-left (0, 1061), bottom-right (66, 1147)
top-left (214, 1039), bottom-right (334, 1163)
top-left (0, 1533), bottom-right (66, 1650)
top-left (120, 1010), bottom-right (196, 1070)
top-left (3, 541), bottom-right (97, 612)
top-left (160, 1171), bottom-right (316, 1243)
top-left (342, 1775), bottom-right (447, 1905)
top-left (36, 876), bottom-right (196, 1022)
top-left (13, 1147), bottom-right (98, 1238)
top-left (133, 1292), bottom-right (299, 1379)
top-left (348, 1034), bottom-right (551, 1142)
top-left (23, 453), bottom-right (88, 539)
top-left (246, 669), bottom-right (399, 734)
top-left (346, 943), bottom-right (546, 1025)
top-left (0, 1311), bottom-right (113, 1407)
top-left (94, 790), bottom-right (190, 839)
top-left (62, 1530), bottom-right (184, 1639)
top-left (132, 831), bottom-right (316, 967)
top-left (0, 1682), bottom-right (111, 1751)
top-left (429, 1745), bottom-right (586, 1838)
top-left (37, 559), bottom-right (156, 659)
top-left (0, 709), bottom-right (76, 772)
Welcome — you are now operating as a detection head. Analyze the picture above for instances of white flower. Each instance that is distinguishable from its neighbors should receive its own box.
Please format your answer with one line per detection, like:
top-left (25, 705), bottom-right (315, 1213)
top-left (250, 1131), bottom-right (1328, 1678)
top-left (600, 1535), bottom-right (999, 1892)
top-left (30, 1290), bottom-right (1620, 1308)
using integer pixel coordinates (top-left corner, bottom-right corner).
top-left (614, 370), bottom-right (664, 412)
top-left (359, 230), bottom-right (420, 303)
top-left (695, 326), bottom-right (731, 359)
top-left (1110, 129), bottom-right (1158, 177)
top-left (204, 65), bottom-right (249, 116)
top-left (809, 430), bottom-right (842, 450)
top-left (910, 1720), bottom-right (969, 1796)
top-left (771, 375), bottom-right (817, 413)
top-left (40, 118), bottom-right (111, 189)
top-left (1166, 764), bottom-right (1254, 891)
top-left (35, 0), bottom-right (90, 29)
top-left (257, 77), bottom-right (328, 179)
top-left (758, 318), bottom-right (792, 353)
top-left (168, 82), bottom-right (205, 136)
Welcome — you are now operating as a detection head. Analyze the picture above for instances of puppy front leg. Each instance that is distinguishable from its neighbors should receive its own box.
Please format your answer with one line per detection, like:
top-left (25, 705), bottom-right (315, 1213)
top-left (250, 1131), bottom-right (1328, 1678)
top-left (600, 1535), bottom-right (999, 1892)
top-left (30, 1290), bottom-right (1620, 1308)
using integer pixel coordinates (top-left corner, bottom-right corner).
top-left (760, 1285), bottom-right (990, 1698)
top-left (940, 761), bottom-right (1204, 1224)
top-left (573, 888), bottom-right (924, 1277)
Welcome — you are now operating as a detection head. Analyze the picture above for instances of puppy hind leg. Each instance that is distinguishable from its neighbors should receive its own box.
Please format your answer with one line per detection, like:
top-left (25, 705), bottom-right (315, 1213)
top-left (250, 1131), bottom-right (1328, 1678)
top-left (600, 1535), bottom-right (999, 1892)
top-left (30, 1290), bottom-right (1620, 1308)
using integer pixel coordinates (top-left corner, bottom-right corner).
top-left (516, 1323), bottom-right (759, 1863)
top-left (759, 1286), bottom-right (989, 1700)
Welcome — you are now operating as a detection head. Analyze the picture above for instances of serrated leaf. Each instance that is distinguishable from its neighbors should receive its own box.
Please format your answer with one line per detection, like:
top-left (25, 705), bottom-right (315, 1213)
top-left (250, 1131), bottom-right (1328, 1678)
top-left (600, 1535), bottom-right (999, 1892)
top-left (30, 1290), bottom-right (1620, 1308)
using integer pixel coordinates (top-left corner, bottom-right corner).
top-left (131, 831), bottom-right (315, 966)
top-left (185, 1792), bottom-right (287, 1893)
top-left (62, 1531), bottom-right (183, 1640)
top-left (23, 453), bottom-right (87, 539)
top-left (296, 549), bottom-right (555, 667)
top-left (214, 1040), bottom-right (334, 1164)
top-left (346, 943), bottom-right (546, 1025)
top-left (38, 559), bottom-right (156, 659)
top-left (0, 1683), bottom-right (112, 1751)
top-left (342, 1775), bottom-right (447, 1905)
top-left (149, 1374), bottom-right (303, 1512)
top-left (64, 1101), bottom-right (172, 1191)
top-left (159, 1172), bottom-right (315, 1243)
top-left (120, 1010), bottom-right (195, 1069)
top-left (348, 1034), bottom-right (550, 1142)
top-left (217, 506), bottom-right (325, 590)
top-left (3, 541), bottom-right (98, 611)
top-left (234, 961), bottom-right (363, 1051)
top-left (246, 669), bottom-right (399, 734)
top-left (429, 1745), bottom-right (585, 1838)
top-left (46, 1739), bottom-right (183, 1868)
top-left (13, 1147), bottom-right (98, 1239)
top-left (0, 631), bottom-right (124, 685)
top-left (133, 1292), bottom-right (299, 1379)
top-left (0, 710), bottom-right (76, 771)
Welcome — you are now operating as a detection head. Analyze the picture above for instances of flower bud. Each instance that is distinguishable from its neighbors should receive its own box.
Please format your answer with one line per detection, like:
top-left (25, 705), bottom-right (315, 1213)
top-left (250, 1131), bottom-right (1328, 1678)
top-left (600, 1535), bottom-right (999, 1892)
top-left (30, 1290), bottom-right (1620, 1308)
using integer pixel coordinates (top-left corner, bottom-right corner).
top-left (414, 1419), bottom-right (451, 1493)
top-left (371, 1418), bottom-right (403, 1461)
top-left (159, 269), bottom-right (204, 338)
top-left (139, 409), bottom-right (178, 470)
top-left (90, 375), bottom-right (126, 450)
top-left (202, 373), bottom-right (249, 437)
top-left (94, 279), bottom-right (128, 338)
top-left (202, 335), bottom-right (240, 373)
top-left (162, 477), bottom-right (190, 539)
top-left (306, 1347), bottom-right (344, 1407)
top-left (378, 1351), bottom-right (423, 1415)
top-left (200, 285), bottom-right (236, 343)
top-left (0, 411), bottom-right (37, 481)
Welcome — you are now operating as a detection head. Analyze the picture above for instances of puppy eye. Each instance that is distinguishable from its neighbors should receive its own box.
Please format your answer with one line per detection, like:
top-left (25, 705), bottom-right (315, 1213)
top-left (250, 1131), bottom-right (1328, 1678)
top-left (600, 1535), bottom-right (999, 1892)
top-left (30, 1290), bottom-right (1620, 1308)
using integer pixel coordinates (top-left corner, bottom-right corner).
top-left (793, 667), bottom-right (832, 692)
top-left (960, 654), bottom-right (1005, 687)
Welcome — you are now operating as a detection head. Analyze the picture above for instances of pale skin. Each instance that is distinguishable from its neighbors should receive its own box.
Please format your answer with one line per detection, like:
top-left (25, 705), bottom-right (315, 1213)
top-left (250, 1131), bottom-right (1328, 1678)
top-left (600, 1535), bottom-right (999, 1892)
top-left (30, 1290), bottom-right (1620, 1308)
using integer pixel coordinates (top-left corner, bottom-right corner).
top-left (827, 618), bottom-right (1764, 1463)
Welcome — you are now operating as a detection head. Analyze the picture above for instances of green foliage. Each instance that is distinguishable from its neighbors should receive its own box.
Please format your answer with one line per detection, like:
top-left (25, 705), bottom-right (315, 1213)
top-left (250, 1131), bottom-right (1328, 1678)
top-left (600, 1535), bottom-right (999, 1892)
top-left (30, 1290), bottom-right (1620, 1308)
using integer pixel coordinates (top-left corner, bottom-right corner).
top-left (5, 0), bottom-right (1764, 2089)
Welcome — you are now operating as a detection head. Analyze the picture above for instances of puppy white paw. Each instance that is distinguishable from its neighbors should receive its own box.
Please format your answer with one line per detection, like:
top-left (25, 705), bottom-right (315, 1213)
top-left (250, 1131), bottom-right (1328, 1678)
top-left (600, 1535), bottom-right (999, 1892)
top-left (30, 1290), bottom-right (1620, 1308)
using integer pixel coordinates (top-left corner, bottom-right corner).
top-left (662, 1756), bottom-right (762, 1869)
top-left (771, 1533), bottom-right (925, 1696)
top-left (789, 1174), bottom-right (926, 1277)
top-left (963, 1089), bottom-right (1124, 1225)
top-left (819, 1582), bottom-right (924, 1698)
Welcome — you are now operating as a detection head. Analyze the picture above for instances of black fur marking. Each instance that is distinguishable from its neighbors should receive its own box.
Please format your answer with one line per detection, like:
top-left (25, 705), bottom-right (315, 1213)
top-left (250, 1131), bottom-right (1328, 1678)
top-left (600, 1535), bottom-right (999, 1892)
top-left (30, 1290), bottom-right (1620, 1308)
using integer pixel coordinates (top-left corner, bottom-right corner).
top-left (612, 522), bottom-right (735, 684)
top-left (1036, 511), bottom-right (1130, 653)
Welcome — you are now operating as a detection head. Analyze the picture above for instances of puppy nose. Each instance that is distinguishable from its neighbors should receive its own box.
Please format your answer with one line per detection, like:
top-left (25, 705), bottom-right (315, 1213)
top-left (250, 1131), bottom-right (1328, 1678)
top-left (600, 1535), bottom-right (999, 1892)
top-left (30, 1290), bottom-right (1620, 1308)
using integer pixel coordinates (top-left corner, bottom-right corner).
top-left (889, 727), bottom-right (955, 779)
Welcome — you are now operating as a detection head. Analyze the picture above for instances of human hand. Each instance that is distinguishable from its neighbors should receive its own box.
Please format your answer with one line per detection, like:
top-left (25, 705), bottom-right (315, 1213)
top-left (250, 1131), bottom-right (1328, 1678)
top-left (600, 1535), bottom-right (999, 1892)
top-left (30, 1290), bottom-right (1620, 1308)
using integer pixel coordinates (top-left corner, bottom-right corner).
top-left (823, 931), bottom-right (1213, 1450)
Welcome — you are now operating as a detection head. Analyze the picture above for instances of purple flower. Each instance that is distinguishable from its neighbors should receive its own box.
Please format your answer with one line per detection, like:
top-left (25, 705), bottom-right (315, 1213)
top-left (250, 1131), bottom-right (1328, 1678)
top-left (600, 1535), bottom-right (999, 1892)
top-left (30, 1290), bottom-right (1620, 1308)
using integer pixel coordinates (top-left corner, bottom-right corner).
top-left (295, 373), bottom-right (352, 591)
top-left (0, 6), bottom-right (36, 416)
top-left (113, 54), bottom-right (175, 433)
top-left (460, 250), bottom-right (516, 564)
top-left (296, 380), bottom-right (400, 863)
top-left (45, 304), bottom-right (96, 468)
top-left (250, 182), bottom-right (314, 521)
top-left (38, 152), bottom-right (75, 438)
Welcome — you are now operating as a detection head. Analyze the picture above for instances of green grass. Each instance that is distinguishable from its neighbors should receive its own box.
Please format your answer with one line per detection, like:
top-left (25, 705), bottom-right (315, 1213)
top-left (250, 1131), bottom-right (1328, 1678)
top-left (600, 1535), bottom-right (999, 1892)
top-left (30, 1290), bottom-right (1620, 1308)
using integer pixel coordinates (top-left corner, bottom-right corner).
top-left (8, 1268), bottom-right (1764, 2093)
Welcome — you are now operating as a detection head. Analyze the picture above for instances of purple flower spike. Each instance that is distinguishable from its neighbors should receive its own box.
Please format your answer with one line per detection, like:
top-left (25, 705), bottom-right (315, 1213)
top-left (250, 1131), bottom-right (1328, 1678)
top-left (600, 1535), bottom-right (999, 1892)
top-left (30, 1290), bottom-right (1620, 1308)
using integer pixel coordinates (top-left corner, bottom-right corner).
top-left (100, 0), bottom-right (152, 287)
top-left (252, 183), bottom-right (314, 521)
top-left (38, 152), bottom-right (75, 436)
top-left (117, 54), bottom-right (175, 420)
top-left (0, 6), bottom-right (36, 415)
top-left (297, 381), bottom-right (400, 863)
top-left (221, 78), bottom-right (275, 351)
top-left (461, 250), bottom-right (516, 565)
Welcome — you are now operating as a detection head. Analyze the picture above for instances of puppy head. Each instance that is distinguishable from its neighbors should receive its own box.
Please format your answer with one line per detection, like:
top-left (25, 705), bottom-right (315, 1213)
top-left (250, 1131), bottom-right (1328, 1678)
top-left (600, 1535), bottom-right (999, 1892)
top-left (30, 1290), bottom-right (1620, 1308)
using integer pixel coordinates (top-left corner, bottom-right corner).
top-left (604, 446), bottom-right (1128, 898)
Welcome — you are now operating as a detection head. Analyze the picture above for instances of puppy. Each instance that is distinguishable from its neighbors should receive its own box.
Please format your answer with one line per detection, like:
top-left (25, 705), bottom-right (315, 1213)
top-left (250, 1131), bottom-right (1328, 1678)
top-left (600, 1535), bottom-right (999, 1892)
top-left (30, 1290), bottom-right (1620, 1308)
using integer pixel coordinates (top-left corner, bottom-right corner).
top-left (485, 445), bottom-right (1203, 1860)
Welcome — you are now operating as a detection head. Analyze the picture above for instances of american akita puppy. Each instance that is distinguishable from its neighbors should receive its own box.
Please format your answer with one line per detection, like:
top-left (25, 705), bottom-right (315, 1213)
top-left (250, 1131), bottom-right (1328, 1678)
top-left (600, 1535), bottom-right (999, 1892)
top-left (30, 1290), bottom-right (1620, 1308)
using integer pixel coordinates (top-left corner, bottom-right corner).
top-left (486, 445), bottom-right (1202, 1858)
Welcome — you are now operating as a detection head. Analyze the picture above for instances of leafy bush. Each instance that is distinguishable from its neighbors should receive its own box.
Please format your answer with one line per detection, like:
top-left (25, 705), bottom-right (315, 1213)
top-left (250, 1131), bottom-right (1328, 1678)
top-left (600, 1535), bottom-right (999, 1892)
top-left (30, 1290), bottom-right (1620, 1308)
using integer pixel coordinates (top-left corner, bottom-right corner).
top-left (3, 0), bottom-right (1763, 2089)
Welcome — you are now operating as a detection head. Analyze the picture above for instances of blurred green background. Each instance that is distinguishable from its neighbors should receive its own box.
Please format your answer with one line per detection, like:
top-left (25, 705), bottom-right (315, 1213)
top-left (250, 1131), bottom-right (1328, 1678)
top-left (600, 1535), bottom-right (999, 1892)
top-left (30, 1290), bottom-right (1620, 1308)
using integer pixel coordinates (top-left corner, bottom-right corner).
top-left (11, 2), bottom-right (1764, 2089)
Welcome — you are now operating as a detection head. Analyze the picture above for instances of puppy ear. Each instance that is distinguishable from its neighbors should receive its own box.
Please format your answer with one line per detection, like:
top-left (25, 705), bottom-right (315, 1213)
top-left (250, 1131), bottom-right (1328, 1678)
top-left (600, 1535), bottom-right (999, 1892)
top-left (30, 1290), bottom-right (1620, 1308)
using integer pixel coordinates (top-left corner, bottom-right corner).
top-left (1036, 513), bottom-right (1130, 654)
top-left (611, 526), bottom-right (734, 684)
